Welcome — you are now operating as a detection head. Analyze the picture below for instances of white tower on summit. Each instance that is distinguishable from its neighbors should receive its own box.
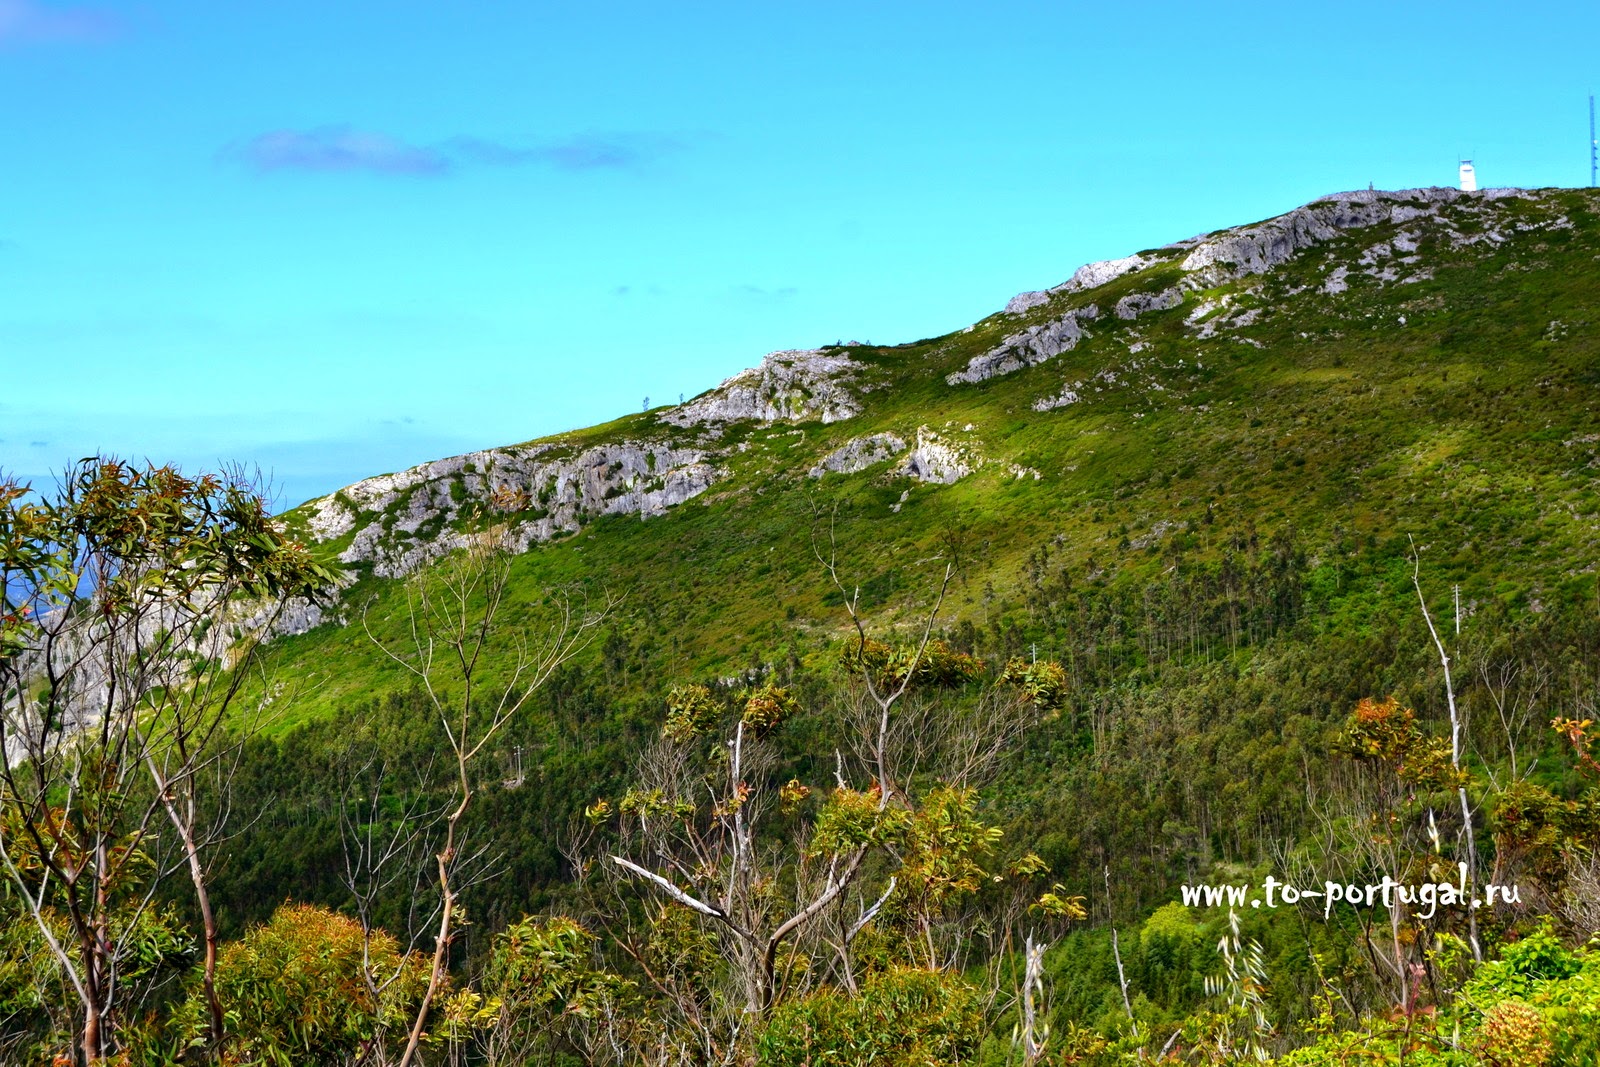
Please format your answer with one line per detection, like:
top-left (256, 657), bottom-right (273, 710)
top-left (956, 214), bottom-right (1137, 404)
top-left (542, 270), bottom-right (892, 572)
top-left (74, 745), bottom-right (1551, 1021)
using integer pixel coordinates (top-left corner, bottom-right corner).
top-left (1459, 159), bottom-right (1477, 192)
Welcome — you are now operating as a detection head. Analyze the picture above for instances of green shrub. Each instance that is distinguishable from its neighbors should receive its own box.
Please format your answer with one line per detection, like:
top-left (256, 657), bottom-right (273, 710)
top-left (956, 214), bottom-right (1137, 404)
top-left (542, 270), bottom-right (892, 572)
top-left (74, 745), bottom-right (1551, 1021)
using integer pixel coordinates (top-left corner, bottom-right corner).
top-left (1526, 958), bottom-right (1600, 1067)
top-left (1463, 922), bottom-right (1583, 1004)
top-left (173, 903), bottom-right (430, 1066)
top-left (756, 968), bottom-right (984, 1067)
top-left (479, 914), bottom-right (629, 1056)
top-left (1471, 999), bottom-right (1552, 1067)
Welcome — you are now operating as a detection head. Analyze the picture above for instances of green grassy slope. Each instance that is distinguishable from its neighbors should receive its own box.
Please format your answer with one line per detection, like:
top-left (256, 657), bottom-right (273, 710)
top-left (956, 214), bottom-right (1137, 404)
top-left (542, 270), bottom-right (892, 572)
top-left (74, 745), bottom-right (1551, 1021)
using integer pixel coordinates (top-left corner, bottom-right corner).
top-left (262, 187), bottom-right (1600, 728)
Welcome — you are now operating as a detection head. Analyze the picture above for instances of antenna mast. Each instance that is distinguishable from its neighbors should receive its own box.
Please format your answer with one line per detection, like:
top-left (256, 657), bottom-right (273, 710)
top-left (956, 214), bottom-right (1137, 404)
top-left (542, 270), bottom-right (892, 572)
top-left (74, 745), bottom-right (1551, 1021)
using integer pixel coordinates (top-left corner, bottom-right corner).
top-left (1591, 93), bottom-right (1597, 188)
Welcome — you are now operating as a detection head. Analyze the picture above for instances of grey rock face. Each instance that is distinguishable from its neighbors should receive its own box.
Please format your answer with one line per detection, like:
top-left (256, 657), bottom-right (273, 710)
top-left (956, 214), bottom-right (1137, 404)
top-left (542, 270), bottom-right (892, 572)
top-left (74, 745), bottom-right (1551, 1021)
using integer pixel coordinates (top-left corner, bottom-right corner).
top-left (307, 440), bottom-right (720, 579)
top-left (894, 427), bottom-right (974, 484)
top-left (1003, 289), bottom-right (1052, 315)
top-left (1180, 201), bottom-right (1388, 285)
top-left (1175, 187), bottom-right (1508, 288)
top-left (1114, 287), bottom-right (1184, 320)
top-left (662, 349), bottom-right (862, 429)
top-left (1032, 386), bottom-right (1082, 412)
top-left (1063, 253), bottom-right (1155, 292)
top-left (808, 433), bottom-right (907, 478)
top-left (246, 592), bottom-right (341, 640)
top-left (947, 305), bottom-right (1100, 385)
top-left (4, 583), bottom-right (341, 764)
top-left (1002, 253), bottom-right (1155, 315)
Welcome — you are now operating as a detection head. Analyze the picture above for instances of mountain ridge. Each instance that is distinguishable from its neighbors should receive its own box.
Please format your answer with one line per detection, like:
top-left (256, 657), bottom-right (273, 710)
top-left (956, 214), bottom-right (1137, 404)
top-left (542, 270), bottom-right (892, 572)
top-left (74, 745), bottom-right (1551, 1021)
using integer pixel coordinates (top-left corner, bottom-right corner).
top-left (263, 182), bottom-right (1600, 722)
top-left (284, 184), bottom-right (1580, 566)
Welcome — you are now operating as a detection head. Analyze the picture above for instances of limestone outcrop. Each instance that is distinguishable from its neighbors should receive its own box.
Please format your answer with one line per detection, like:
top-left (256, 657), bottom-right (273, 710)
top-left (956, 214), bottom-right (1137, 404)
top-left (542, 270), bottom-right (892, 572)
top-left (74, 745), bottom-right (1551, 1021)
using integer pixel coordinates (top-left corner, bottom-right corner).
top-left (1032, 386), bottom-right (1082, 412)
top-left (971, 189), bottom-right (1554, 371)
top-left (1176, 187), bottom-right (1528, 288)
top-left (894, 428), bottom-right (974, 484)
top-left (662, 349), bottom-right (862, 429)
top-left (947, 305), bottom-right (1099, 385)
top-left (1115, 287), bottom-right (1184, 320)
top-left (1003, 253), bottom-right (1155, 315)
top-left (808, 433), bottom-right (907, 477)
top-left (306, 440), bottom-right (719, 578)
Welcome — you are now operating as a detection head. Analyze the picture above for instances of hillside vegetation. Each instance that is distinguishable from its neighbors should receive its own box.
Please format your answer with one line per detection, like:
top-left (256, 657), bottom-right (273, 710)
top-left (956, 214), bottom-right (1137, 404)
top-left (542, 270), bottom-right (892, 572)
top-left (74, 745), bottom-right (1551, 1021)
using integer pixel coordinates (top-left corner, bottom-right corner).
top-left (271, 185), bottom-right (1600, 720)
top-left (7, 185), bottom-right (1600, 1064)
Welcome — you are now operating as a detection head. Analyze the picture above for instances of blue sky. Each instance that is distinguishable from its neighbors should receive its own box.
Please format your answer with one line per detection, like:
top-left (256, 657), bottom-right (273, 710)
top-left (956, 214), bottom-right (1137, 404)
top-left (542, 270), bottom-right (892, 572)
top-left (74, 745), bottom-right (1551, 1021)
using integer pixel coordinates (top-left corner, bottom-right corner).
top-left (3, 0), bottom-right (1596, 510)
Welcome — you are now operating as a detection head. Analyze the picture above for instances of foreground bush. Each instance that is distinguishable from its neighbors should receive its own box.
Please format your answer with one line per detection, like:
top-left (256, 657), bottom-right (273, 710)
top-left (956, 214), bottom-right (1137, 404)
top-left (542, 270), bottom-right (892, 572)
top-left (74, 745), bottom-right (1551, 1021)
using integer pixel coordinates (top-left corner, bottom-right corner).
top-left (755, 967), bottom-right (984, 1067)
top-left (1279, 925), bottom-right (1600, 1067)
top-left (172, 903), bottom-right (430, 1065)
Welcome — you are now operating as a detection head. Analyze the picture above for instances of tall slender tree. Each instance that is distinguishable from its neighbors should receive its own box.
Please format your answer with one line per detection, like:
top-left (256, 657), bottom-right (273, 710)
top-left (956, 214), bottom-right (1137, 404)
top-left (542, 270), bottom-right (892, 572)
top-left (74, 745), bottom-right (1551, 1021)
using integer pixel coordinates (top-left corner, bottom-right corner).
top-left (363, 520), bottom-right (607, 1067)
top-left (0, 459), bottom-right (333, 1063)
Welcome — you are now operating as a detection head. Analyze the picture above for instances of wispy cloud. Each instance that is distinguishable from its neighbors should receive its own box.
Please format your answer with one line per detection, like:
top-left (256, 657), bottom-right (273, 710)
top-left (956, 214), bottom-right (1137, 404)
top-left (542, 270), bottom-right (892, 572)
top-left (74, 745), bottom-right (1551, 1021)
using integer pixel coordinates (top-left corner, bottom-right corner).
top-left (0, 0), bottom-right (119, 44)
top-left (449, 133), bottom-right (681, 171)
top-left (226, 127), bottom-right (682, 178)
top-left (227, 127), bottom-right (450, 176)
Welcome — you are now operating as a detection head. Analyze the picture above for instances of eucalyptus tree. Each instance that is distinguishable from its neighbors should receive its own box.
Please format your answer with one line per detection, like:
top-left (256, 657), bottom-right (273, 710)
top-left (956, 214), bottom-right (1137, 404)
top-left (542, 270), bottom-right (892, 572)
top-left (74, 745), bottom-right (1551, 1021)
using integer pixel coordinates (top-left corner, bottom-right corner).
top-left (0, 460), bottom-right (333, 1063)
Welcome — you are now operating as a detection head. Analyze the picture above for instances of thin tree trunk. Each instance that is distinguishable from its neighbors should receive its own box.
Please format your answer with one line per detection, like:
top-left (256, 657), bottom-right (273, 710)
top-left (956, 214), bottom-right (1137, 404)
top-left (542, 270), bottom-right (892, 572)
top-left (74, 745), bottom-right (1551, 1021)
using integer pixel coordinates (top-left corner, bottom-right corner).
top-left (1413, 555), bottom-right (1482, 962)
top-left (80, 928), bottom-right (107, 1064)
top-left (181, 822), bottom-right (224, 1047)
top-left (1105, 867), bottom-right (1136, 1037)
top-left (150, 766), bottom-right (226, 1050)
top-left (83, 1007), bottom-right (103, 1067)
top-left (397, 789), bottom-right (469, 1067)
top-left (90, 849), bottom-right (114, 1063)
top-left (1021, 933), bottom-right (1047, 1066)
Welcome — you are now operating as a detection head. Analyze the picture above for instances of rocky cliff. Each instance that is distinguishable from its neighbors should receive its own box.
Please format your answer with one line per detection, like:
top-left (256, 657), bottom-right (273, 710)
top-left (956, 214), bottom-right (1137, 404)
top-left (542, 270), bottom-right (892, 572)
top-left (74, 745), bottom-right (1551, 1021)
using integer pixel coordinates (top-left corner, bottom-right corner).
top-left (662, 348), bottom-right (866, 430)
top-left (305, 439), bottom-right (720, 578)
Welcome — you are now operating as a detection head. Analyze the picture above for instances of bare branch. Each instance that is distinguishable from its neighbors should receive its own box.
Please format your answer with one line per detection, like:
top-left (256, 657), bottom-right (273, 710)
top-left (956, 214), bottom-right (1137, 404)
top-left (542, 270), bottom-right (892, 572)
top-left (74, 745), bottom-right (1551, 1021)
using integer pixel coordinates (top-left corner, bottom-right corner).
top-left (610, 855), bottom-right (736, 924)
